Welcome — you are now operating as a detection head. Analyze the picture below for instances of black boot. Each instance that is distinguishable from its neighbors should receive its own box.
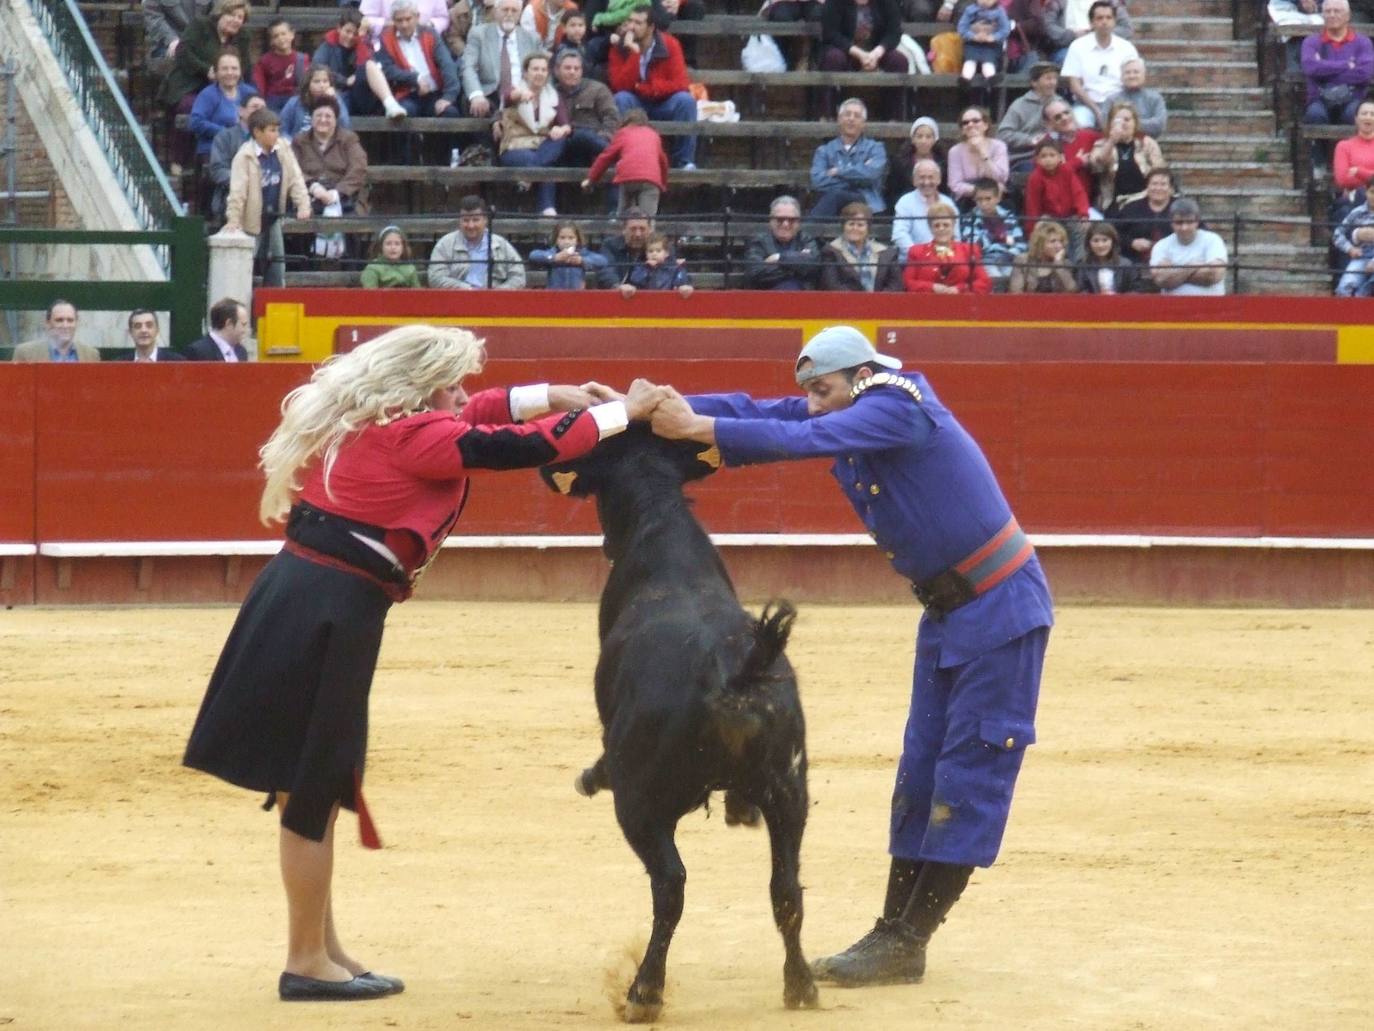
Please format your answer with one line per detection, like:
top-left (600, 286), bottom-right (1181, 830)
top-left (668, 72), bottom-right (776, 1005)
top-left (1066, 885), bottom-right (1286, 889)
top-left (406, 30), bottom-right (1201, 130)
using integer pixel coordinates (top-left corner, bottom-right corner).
top-left (811, 858), bottom-right (922, 985)
top-left (812, 861), bottom-right (972, 988)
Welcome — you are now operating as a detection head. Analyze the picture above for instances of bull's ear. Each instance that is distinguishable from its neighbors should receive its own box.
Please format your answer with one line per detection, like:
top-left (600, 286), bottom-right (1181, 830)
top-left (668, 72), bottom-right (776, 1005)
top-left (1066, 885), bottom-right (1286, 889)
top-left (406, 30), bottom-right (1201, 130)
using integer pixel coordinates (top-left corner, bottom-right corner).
top-left (551, 470), bottom-right (579, 494)
top-left (697, 445), bottom-right (722, 470)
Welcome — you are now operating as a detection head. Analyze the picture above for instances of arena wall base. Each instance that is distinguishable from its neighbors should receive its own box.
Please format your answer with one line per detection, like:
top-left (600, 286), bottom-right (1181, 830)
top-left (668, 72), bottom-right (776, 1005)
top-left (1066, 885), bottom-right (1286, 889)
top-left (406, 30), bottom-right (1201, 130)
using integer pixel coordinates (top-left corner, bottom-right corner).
top-left (22, 544), bottom-right (1374, 608)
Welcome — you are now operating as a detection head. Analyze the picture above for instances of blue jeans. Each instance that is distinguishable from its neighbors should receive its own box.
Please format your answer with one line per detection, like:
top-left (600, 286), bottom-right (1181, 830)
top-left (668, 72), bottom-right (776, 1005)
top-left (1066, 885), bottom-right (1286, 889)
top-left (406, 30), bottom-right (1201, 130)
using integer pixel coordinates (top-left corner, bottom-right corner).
top-left (1336, 253), bottom-right (1374, 296)
top-left (613, 90), bottom-right (697, 167)
top-left (499, 137), bottom-right (568, 211)
top-left (560, 127), bottom-right (609, 166)
top-left (809, 187), bottom-right (867, 218)
top-left (1304, 97), bottom-right (1366, 167)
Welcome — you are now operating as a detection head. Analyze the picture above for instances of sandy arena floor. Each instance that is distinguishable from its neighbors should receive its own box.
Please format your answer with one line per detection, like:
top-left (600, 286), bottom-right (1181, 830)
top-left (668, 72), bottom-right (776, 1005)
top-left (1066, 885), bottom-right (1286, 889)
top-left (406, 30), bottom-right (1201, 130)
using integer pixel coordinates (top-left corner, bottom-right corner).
top-left (2, 602), bottom-right (1372, 1030)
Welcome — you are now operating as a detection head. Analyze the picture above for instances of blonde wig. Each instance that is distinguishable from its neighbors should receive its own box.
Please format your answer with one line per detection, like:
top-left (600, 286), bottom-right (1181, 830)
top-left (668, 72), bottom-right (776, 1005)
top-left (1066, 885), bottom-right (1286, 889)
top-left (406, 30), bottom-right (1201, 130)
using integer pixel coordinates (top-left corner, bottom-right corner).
top-left (258, 324), bottom-right (486, 523)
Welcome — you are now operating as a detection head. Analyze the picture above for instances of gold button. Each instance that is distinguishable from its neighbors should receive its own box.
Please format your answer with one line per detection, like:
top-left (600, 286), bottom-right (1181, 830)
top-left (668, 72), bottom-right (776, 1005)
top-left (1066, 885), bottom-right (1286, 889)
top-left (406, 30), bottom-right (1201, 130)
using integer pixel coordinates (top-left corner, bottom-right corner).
top-left (885, 551), bottom-right (895, 559)
top-left (1004, 737), bottom-right (1015, 748)
top-left (855, 482), bottom-right (863, 490)
top-left (870, 484), bottom-right (880, 495)
top-left (847, 457), bottom-right (854, 465)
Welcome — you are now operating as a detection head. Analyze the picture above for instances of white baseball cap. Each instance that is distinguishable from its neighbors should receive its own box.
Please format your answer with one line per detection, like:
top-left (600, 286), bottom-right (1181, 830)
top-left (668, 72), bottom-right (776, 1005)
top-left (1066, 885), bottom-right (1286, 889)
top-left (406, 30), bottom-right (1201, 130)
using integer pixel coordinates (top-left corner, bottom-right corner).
top-left (795, 325), bottom-right (901, 385)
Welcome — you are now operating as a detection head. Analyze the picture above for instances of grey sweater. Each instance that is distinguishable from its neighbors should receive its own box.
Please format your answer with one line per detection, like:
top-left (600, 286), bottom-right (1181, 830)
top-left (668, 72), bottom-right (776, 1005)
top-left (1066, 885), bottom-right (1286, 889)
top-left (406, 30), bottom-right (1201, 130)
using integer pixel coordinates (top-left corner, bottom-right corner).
top-left (1101, 86), bottom-right (1168, 139)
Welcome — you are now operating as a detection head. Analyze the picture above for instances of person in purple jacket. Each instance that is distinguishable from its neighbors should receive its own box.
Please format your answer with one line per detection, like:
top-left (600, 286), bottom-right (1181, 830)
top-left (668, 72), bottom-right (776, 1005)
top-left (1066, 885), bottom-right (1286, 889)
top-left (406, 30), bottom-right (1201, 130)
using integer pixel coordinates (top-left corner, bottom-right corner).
top-left (647, 325), bottom-right (1054, 988)
top-left (1301, 0), bottom-right (1374, 171)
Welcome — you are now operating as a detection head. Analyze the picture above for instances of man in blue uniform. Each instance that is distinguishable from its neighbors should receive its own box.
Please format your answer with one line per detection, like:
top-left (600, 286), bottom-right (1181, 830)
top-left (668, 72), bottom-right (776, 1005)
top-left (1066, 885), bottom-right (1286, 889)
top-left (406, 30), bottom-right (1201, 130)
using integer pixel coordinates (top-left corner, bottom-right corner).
top-left (649, 325), bottom-right (1054, 987)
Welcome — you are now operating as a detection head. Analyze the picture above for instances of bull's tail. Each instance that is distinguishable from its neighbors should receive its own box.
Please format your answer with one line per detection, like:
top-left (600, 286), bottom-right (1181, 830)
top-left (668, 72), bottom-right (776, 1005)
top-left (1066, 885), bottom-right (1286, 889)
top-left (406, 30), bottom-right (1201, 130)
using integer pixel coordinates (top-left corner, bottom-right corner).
top-left (709, 600), bottom-right (798, 755)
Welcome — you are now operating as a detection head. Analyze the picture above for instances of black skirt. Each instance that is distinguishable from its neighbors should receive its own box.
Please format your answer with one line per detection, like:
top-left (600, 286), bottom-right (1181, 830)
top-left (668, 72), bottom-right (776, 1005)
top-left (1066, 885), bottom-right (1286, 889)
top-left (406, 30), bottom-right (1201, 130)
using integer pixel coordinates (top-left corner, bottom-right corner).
top-left (183, 550), bottom-right (392, 842)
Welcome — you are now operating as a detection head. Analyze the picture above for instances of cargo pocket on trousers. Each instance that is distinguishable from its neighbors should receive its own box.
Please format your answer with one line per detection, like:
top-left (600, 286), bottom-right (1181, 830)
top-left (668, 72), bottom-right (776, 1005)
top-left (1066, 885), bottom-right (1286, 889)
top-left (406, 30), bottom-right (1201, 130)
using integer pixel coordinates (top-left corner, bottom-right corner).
top-left (978, 719), bottom-right (1036, 753)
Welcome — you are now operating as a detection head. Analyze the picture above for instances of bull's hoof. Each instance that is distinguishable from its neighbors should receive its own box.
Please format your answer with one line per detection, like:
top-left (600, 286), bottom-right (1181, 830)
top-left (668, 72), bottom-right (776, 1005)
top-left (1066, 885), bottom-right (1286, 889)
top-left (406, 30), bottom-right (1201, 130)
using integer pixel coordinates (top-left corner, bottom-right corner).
top-left (622, 999), bottom-right (662, 1024)
top-left (785, 977), bottom-right (820, 1010)
top-left (574, 768), bottom-right (599, 797)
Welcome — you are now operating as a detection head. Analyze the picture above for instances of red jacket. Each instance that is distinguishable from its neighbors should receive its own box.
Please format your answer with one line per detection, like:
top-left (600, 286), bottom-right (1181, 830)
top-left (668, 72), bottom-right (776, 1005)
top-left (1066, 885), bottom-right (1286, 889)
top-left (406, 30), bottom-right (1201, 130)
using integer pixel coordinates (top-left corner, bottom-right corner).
top-left (903, 241), bottom-right (990, 294)
top-left (296, 388), bottom-right (601, 589)
top-left (379, 26), bottom-right (445, 101)
top-left (253, 50), bottom-right (308, 101)
top-left (586, 124), bottom-right (670, 191)
top-left (1025, 164), bottom-right (1089, 231)
top-left (608, 31), bottom-right (691, 102)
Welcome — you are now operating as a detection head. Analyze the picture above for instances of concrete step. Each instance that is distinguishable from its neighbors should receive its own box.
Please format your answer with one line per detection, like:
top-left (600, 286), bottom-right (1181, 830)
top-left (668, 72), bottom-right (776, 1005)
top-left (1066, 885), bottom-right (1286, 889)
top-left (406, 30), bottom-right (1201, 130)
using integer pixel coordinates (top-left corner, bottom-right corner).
top-left (1169, 109), bottom-right (1276, 136)
top-left (1163, 87), bottom-right (1270, 113)
top-left (1238, 267), bottom-right (1333, 295)
top-left (1150, 61), bottom-right (1258, 89)
top-left (1139, 39), bottom-right (1255, 63)
top-left (1188, 186), bottom-right (1308, 218)
top-left (1163, 135), bottom-right (1288, 164)
top-left (1131, 0), bottom-right (1234, 18)
top-left (1133, 16), bottom-right (1234, 42)
top-left (1173, 161), bottom-right (1293, 189)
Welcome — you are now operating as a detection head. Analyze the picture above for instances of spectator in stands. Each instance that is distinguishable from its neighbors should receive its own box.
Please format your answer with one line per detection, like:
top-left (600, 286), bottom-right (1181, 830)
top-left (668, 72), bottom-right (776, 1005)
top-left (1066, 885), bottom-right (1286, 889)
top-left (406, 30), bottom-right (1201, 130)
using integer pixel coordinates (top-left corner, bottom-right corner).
top-left (1009, 219), bottom-right (1078, 292)
top-left (958, 0), bottom-right (1010, 84)
top-left (582, 108), bottom-right (670, 216)
top-left (1039, 0), bottom-right (1132, 66)
top-left (1003, 0), bottom-right (1055, 71)
top-left (1025, 138), bottom-right (1089, 251)
top-left (554, 50), bottom-right (618, 165)
top-left (948, 106), bottom-right (1010, 207)
top-left (1060, 0), bottom-right (1138, 130)
top-left (123, 309), bottom-right (185, 361)
top-left (607, 5), bottom-right (699, 169)
top-left (903, 202), bottom-right (991, 294)
top-left (1103, 58), bottom-right (1166, 139)
top-left (293, 97), bottom-right (370, 217)
top-left (893, 158), bottom-right (958, 253)
top-left (1332, 181), bottom-right (1374, 294)
top-left (222, 107), bottom-right (313, 288)
top-left (359, 0), bottom-right (450, 47)
top-left (586, 0), bottom-right (706, 73)
top-left (375, 0), bottom-right (464, 120)
top-left (597, 207), bottom-right (660, 286)
top-left (1301, 0), bottom-right (1374, 174)
top-left (1149, 198), bottom-right (1229, 296)
top-left (360, 226), bottom-right (422, 287)
top-left (1334, 99), bottom-right (1374, 191)
top-left (11, 300), bottom-right (99, 362)
top-left (428, 195), bottom-right (528, 288)
top-left (495, 53), bottom-right (572, 216)
top-left (762, 0), bottom-right (824, 72)
top-left (185, 297), bottom-right (250, 361)
top-left (959, 177), bottom-right (1027, 286)
top-left (143, 0), bottom-right (213, 73)
top-left (157, 0), bottom-right (252, 176)
top-left (190, 51), bottom-right (257, 159)
top-left (887, 116), bottom-right (947, 209)
top-left (529, 221), bottom-right (610, 288)
top-left (1087, 101), bottom-right (1164, 214)
top-left (1038, 97), bottom-right (1100, 200)
top-left (253, 19), bottom-right (308, 113)
top-left (818, 0), bottom-right (909, 117)
top-left (810, 98), bottom-right (889, 217)
top-left (743, 195), bottom-right (822, 290)
top-left (999, 61), bottom-right (1063, 174)
top-left (557, 11), bottom-right (591, 67)
top-left (209, 94), bottom-right (266, 220)
top-left (524, 0), bottom-right (581, 49)
top-left (443, 0), bottom-right (475, 63)
top-left (1075, 220), bottom-right (1138, 293)
top-left (465, 0), bottom-right (544, 118)
top-left (313, 8), bottom-right (372, 100)
top-left (625, 232), bottom-right (694, 296)
top-left (819, 201), bottom-right (905, 291)
top-left (1114, 166), bottom-right (1177, 263)
top-left (280, 65), bottom-right (354, 140)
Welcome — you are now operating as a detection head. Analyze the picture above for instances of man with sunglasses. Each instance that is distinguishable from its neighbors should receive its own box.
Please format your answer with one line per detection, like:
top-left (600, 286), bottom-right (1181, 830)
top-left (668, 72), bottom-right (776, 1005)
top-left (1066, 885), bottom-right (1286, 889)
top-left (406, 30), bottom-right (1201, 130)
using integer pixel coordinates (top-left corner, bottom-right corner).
top-left (1038, 97), bottom-right (1099, 201)
top-left (742, 195), bottom-right (821, 290)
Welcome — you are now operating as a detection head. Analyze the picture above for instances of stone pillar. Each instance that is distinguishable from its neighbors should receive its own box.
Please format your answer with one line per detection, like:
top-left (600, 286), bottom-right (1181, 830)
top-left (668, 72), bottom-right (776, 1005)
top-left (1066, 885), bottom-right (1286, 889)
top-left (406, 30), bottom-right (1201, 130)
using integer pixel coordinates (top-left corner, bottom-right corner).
top-left (207, 229), bottom-right (257, 358)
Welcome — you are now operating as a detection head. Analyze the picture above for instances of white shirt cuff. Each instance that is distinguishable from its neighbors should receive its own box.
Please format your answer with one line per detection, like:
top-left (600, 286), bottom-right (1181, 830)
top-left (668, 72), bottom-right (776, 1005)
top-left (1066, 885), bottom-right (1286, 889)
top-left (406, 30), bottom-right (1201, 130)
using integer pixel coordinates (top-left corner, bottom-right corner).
top-left (588, 400), bottom-right (629, 439)
top-left (508, 382), bottom-right (550, 421)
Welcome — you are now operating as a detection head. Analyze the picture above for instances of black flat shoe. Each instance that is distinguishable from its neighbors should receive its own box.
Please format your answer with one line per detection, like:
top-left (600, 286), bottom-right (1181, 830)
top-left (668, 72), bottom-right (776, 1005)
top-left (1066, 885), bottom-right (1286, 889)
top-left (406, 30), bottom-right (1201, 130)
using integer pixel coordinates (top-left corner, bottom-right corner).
top-left (357, 971), bottom-right (405, 994)
top-left (278, 972), bottom-right (392, 1001)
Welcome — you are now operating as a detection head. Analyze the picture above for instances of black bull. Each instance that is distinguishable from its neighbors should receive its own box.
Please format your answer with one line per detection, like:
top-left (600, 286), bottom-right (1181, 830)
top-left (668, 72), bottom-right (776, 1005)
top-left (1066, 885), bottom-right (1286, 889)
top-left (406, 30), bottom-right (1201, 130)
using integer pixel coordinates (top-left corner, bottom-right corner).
top-left (541, 427), bottom-right (819, 1022)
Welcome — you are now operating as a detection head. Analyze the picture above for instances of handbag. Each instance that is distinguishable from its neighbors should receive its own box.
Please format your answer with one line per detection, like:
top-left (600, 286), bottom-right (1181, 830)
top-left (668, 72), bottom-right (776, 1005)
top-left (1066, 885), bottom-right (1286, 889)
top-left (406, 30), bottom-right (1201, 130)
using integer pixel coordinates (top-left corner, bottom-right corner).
top-left (741, 0), bottom-right (787, 73)
top-left (313, 199), bottom-right (346, 260)
top-left (1320, 82), bottom-right (1358, 107)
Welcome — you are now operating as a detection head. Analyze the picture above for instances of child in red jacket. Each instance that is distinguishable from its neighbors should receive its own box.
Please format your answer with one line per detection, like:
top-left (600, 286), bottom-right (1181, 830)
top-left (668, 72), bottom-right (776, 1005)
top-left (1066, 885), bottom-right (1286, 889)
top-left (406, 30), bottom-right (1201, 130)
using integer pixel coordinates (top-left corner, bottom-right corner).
top-left (254, 18), bottom-right (309, 113)
top-left (1024, 138), bottom-right (1090, 259)
top-left (581, 109), bottom-right (670, 216)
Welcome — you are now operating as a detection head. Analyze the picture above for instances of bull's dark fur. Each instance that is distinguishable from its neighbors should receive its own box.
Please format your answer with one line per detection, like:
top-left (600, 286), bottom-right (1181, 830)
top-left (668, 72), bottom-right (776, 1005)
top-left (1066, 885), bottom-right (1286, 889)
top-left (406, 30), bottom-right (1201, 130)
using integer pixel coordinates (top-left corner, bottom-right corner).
top-left (542, 427), bottom-right (819, 1022)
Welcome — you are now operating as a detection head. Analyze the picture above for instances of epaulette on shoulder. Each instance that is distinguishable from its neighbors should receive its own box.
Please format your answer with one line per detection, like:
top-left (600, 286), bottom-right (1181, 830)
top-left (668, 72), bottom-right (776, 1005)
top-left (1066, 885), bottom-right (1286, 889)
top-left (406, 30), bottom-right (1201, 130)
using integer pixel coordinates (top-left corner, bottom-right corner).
top-left (375, 406), bottom-right (434, 427)
top-left (850, 371), bottom-right (923, 404)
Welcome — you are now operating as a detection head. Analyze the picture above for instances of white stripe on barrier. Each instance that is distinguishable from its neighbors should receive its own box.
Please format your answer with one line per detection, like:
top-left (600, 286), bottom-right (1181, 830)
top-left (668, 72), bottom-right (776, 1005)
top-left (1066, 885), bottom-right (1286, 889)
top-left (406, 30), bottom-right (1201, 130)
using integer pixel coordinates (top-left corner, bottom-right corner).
top-left (28, 534), bottom-right (1374, 558)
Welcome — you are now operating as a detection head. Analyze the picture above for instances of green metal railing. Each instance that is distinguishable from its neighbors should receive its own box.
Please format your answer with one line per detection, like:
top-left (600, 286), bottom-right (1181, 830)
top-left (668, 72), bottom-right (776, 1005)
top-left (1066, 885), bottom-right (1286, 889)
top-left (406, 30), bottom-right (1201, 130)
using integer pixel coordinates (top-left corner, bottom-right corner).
top-left (29, 0), bottom-right (183, 246)
top-left (0, 219), bottom-right (207, 347)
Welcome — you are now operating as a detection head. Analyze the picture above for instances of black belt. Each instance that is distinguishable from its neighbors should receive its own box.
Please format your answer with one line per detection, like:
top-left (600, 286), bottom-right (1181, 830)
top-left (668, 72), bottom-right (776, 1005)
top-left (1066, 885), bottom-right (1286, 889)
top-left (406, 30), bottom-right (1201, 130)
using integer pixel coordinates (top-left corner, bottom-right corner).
top-left (912, 518), bottom-right (1034, 620)
top-left (285, 502), bottom-right (411, 591)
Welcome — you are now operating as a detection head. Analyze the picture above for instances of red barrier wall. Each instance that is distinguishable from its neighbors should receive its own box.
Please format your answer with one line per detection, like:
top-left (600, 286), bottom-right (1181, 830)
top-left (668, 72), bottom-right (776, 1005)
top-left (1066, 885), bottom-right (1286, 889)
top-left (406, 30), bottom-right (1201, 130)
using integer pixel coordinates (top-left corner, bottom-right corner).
top-left (5, 361), bottom-right (1373, 545)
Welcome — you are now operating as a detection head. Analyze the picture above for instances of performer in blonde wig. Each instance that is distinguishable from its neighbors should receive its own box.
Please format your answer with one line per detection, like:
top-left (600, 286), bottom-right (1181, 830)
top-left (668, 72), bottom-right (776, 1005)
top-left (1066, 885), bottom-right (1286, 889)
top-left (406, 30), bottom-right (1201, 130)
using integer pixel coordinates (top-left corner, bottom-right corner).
top-left (185, 324), bottom-right (667, 1002)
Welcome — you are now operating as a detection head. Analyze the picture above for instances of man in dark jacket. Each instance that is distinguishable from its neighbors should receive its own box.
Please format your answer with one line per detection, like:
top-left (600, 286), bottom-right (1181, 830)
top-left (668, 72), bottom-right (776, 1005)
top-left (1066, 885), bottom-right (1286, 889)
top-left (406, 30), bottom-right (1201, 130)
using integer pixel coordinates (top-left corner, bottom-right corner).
top-left (743, 196), bottom-right (821, 290)
top-left (596, 207), bottom-right (677, 287)
top-left (554, 49), bottom-right (618, 164)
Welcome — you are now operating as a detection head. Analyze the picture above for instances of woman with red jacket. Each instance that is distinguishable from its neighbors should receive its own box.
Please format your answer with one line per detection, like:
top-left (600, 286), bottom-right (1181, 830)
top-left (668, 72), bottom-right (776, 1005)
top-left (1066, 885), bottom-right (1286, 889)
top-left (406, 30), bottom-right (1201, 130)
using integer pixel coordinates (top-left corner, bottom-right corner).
top-left (904, 202), bottom-right (991, 294)
top-left (582, 108), bottom-right (670, 216)
top-left (184, 325), bottom-right (665, 1002)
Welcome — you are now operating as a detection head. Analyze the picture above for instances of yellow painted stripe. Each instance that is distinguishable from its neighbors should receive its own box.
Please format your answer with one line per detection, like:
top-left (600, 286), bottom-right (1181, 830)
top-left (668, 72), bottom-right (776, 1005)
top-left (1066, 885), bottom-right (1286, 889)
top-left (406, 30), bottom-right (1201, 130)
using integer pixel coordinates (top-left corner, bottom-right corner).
top-left (1336, 324), bottom-right (1374, 363)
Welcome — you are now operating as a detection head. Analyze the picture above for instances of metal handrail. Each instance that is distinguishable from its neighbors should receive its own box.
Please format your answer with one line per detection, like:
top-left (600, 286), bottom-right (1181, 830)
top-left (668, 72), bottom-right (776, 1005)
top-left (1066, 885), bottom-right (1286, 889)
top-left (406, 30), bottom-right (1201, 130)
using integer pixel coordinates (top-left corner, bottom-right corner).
top-left (28, 0), bottom-right (182, 249)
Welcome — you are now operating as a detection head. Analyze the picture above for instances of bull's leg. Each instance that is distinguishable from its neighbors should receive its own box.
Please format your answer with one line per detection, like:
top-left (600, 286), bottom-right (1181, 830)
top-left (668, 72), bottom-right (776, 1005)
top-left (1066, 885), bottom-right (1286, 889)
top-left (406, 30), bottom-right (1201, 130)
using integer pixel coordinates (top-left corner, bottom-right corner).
top-left (617, 809), bottom-right (686, 1024)
top-left (760, 788), bottom-right (820, 1011)
top-left (575, 754), bottom-right (609, 797)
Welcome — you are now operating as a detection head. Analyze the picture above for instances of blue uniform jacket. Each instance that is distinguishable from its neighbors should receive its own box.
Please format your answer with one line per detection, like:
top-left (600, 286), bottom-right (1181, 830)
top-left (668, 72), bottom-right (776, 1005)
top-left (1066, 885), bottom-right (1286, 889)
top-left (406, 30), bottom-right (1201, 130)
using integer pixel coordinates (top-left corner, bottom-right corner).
top-left (692, 376), bottom-right (1053, 666)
